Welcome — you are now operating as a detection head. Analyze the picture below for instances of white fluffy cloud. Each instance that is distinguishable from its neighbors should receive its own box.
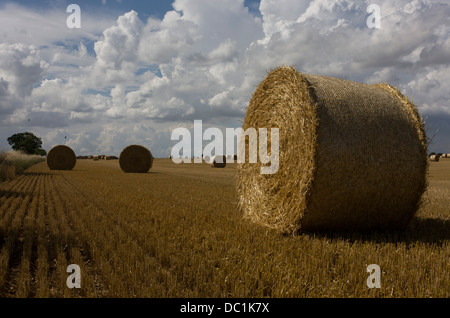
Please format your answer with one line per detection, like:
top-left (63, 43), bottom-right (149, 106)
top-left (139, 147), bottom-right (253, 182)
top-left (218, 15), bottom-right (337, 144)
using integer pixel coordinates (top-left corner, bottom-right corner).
top-left (0, 43), bottom-right (48, 96)
top-left (0, 0), bottom-right (449, 155)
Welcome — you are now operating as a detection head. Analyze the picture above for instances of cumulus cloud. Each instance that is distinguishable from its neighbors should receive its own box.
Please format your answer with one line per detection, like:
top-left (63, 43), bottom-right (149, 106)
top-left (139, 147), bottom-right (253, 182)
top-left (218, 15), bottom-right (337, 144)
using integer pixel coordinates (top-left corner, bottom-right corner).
top-left (0, 43), bottom-right (48, 96)
top-left (94, 11), bottom-right (143, 69)
top-left (172, 0), bottom-right (263, 50)
top-left (138, 11), bottom-right (198, 65)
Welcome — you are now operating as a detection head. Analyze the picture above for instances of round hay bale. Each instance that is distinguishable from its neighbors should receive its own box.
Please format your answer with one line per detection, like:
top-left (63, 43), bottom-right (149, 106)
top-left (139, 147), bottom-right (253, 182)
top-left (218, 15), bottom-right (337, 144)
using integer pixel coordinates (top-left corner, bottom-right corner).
top-left (429, 155), bottom-right (439, 162)
top-left (119, 145), bottom-right (153, 173)
top-left (203, 155), bottom-right (211, 164)
top-left (237, 66), bottom-right (428, 233)
top-left (93, 155), bottom-right (99, 161)
top-left (212, 155), bottom-right (226, 168)
top-left (46, 145), bottom-right (76, 171)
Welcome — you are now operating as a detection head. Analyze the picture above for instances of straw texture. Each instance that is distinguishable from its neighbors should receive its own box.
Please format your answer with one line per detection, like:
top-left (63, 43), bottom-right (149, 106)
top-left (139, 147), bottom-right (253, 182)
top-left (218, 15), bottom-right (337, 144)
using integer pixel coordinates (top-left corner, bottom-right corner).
top-left (237, 66), bottom-right (428, 233)
top-left (46, 145), bottom-right (76, 171)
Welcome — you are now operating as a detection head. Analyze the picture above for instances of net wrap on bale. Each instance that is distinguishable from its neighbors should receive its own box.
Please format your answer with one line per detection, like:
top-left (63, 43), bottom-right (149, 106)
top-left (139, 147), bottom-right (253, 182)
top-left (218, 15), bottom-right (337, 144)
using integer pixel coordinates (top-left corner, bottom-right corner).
top-left (237, 66), bottom-right (428, 233)
top-left (119, 145), bottom-right (153, 173)
top-left (47, 145), bottom-right (77, 171)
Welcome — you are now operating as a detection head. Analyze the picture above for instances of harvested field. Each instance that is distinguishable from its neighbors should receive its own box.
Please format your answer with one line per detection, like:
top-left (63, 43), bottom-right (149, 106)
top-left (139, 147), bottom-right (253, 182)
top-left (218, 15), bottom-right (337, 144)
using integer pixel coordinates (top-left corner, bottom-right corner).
top-left (0, 159), bottom-right (448, 298)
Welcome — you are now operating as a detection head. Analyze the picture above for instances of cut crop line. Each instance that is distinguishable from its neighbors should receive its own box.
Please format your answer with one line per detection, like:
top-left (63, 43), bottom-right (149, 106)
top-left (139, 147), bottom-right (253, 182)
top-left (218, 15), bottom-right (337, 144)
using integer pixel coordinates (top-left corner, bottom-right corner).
top-left (0, 194), bottom-right (31, 293)
top-left (34, 174), bottom-right (50, 297)
top-left (14, 175), bottom-right (40, 297)
top-left (54, 175), bottom-right (168, 297)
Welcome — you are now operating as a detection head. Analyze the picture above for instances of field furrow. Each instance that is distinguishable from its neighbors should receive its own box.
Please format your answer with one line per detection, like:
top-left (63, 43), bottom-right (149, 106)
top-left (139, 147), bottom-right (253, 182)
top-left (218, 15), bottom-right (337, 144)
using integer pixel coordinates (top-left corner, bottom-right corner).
top-left (53, 174), bottom-right (169, 297)
top-left (12, 175), bottom-right (40, 297)
top-left (0, 175), bottom-right (38, 295)
top-left (0, 175), bottom-right (34, 221)
top-left (34, 174), bottom-right (50, 297)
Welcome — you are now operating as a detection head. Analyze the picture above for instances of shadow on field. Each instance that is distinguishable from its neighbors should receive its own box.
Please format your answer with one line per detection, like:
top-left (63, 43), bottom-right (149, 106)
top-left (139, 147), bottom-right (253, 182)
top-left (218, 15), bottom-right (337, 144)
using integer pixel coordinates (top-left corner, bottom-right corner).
top-left (23, 172), bottom-right (55, 176)
top-left (123, 171), bottom-right (162, 175)
top-left (0, 189), bottom-right (32, 198)
top-left (302, 217), bottom-right (450, 245)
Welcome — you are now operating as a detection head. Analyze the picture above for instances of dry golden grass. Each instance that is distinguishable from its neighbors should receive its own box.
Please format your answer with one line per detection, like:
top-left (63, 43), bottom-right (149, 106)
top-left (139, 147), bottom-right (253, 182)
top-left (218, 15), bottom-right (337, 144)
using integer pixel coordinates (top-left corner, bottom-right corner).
top-left (0, 159), bottom-right (448, 298)
top-left (0, 150), bottom-right (45, 182)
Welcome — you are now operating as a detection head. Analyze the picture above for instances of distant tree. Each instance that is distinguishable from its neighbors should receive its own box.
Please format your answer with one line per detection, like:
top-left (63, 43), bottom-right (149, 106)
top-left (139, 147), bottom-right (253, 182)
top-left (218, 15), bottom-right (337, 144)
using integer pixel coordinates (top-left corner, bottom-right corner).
top-left (34, 148), bottom-right (47, 156)
top-left (7, 132), bottom-right (47, 156)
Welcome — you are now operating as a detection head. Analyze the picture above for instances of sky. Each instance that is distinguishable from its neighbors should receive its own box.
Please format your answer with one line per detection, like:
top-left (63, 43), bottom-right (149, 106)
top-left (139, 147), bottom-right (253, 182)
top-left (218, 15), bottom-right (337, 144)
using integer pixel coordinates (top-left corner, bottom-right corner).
top-left (0, 0), bottom-right (449, 157)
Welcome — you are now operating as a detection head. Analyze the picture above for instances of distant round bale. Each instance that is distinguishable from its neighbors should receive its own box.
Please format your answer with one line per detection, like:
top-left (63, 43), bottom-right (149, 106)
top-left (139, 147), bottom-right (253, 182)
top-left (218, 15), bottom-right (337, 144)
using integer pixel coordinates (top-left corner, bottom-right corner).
top-left (203, 155), bottom-right (211, 164)
top-left (212, 155), bottom-right (226, 168)
top-left (429, 155), bottom-right (439, 162)
top-left (119, 145), bottom-right (153, 173)
top-left (237, 66), bottom-right (428, 233)
top-left (46, 145), bottom-right (76, 171)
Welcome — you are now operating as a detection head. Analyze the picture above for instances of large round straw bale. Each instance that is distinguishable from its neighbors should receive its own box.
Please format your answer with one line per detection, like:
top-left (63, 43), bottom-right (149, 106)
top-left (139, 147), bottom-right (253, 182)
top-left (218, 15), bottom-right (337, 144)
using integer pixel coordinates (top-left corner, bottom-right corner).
top-left (119, 145), bottom-right (153, 173)
top-left (211, 155), bottom-right (226, 168)
top-left (46, 145), bottom-right (76, 171)
top-left (237, 66), bottom-right (428, 233)
top-left (429, 155), bottom-right (439, 162)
